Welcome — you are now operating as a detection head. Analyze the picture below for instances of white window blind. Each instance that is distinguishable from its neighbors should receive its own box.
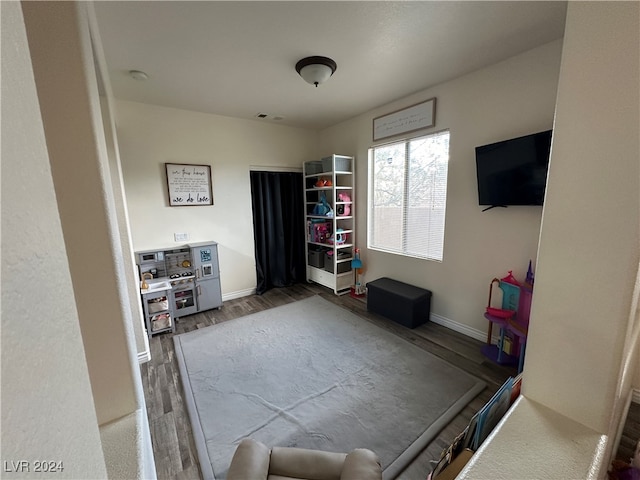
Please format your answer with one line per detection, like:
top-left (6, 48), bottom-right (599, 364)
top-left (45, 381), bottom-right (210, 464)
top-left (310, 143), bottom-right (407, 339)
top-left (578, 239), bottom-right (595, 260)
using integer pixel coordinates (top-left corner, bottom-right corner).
top-left (368, 130), bottom-right (450, 261)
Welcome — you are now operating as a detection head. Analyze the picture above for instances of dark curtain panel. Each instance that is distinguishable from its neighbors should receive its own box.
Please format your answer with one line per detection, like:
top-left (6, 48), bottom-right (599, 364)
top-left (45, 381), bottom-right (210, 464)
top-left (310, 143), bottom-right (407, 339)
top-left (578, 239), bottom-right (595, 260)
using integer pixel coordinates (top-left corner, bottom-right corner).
top-left (250, 171), bottom-right (306, 295)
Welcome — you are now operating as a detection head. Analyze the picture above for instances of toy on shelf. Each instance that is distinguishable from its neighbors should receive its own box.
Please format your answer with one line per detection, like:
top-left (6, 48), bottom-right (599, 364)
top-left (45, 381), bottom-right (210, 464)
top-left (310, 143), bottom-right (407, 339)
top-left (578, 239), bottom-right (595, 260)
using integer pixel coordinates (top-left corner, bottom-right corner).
top-left (328, 228), bottom-right (348, 245)
top-left (307, 220), bottom-right (331, 244)
top-left (314, 177), bottom-right (332, 187)
top-left (312, 192), bottom-right (333, 217)
top-left (337, 192), bottom-right (351, 216)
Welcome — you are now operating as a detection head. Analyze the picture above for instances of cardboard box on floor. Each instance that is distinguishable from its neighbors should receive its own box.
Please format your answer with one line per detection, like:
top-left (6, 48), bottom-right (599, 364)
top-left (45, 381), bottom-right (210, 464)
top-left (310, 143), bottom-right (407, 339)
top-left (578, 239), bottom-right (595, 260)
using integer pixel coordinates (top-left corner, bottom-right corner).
top-left (432, 449), bottom-right (473, 480)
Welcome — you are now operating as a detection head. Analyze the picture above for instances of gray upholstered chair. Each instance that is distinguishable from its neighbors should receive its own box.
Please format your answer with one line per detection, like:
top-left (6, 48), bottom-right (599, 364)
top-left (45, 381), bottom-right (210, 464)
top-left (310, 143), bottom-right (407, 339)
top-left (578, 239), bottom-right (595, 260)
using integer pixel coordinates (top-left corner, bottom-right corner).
top-left (227, 438), bottom-right (382, 480)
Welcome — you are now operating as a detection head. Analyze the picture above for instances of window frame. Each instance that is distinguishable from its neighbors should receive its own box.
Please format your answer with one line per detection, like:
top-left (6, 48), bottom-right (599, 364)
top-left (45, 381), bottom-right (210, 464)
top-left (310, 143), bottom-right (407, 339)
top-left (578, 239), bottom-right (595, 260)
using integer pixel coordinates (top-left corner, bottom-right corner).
top-left (367, 129), bottom-right (450, 262)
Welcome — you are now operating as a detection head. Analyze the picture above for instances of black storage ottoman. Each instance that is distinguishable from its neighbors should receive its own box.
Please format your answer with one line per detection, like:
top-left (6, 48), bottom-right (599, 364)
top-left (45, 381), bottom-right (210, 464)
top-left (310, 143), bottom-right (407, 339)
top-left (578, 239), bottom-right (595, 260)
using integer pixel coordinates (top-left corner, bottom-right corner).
top-left (367, 277), bottom-right (431, 329)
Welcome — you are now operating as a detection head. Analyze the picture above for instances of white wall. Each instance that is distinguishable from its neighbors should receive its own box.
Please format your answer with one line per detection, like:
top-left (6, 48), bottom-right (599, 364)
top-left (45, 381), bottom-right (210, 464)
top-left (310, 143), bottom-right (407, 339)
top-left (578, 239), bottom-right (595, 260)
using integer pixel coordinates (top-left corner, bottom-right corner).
top-left (1, 2), bottom-right (108, 476)
top-left (22, 0), bottom-right (140, 427)
top-left (524, 1), bottom-right (639, 435)
top-left (100, 96), bottom-right (150, 362)
top-left (115, 101), bottom-right (318, 296)
top-left (93, 16), bottom-right (150, 361)
top-left (18, 2), bottom-right (156, 477)
top-left (458, 5), bottom-right (638, 477)
top-left (320, 40), bottom-right (563, 336)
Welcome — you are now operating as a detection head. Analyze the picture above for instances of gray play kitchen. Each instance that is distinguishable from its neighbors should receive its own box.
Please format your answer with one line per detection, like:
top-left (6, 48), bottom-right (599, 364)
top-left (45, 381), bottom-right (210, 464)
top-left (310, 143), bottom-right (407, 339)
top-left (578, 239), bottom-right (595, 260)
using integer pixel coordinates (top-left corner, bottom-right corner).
top-left (135, 241), bottom-right (222, 338)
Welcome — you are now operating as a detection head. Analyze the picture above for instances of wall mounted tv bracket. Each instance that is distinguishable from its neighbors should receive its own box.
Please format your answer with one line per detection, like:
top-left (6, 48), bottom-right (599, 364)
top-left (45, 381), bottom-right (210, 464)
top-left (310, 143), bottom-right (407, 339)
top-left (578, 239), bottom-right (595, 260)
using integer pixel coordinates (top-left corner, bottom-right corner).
top-left (482, 205), bottom-right (508, 212)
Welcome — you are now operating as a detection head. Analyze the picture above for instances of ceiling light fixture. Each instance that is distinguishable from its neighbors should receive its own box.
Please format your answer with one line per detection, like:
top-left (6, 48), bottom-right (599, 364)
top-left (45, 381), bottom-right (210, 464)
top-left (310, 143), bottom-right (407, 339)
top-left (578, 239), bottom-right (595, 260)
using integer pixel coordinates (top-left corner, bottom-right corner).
top-left (295, 56), bottom-right (337, 87)
top-left (129, 70), bottom-right (149, 81)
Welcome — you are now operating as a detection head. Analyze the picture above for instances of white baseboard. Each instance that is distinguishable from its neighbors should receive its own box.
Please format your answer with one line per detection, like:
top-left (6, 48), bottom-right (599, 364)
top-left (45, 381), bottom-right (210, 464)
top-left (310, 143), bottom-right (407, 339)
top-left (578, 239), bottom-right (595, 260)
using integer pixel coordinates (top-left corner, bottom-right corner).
top-left (222, 288), bottom-right (256, 302)
top-left (430, 312), bottom-right (492, 343)
top-left (137, 349), bottom-right (150, 364)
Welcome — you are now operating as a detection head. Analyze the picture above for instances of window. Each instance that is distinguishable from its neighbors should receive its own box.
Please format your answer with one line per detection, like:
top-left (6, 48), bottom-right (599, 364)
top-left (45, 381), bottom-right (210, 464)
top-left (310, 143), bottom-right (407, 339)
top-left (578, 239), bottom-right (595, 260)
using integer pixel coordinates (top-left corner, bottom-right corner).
top-left (368, 130), bottom-right (450, 261)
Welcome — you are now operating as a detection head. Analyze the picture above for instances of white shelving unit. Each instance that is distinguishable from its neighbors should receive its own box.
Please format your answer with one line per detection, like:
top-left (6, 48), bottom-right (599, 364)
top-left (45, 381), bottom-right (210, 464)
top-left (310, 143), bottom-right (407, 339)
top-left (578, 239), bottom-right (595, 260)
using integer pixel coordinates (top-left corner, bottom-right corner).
top-left (303, 154), bottom-right (355, 295)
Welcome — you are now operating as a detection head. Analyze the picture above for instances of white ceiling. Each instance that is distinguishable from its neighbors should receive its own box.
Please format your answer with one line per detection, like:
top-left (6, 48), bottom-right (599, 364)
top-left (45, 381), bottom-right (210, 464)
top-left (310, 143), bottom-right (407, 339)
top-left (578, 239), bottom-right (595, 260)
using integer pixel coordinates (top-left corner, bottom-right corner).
top-left (93, 1), bottom-right (567, 130)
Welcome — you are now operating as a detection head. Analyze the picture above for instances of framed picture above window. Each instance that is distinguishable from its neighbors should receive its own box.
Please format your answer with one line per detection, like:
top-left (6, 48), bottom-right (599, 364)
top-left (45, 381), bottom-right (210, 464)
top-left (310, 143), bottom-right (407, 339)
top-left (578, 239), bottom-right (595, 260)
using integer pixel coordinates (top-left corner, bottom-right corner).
top-left (373, 98), bottom-right (436, 142)
top-left (165, 163), bottom-right (213, 206)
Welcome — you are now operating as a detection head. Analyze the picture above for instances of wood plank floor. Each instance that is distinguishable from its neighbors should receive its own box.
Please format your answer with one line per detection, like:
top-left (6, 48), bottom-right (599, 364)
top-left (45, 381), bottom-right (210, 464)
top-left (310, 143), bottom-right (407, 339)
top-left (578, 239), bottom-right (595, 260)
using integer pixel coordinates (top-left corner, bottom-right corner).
top-left (615, 401), bottom-right (640, 464)
top-left (139, 282), bottom-right (519, 479)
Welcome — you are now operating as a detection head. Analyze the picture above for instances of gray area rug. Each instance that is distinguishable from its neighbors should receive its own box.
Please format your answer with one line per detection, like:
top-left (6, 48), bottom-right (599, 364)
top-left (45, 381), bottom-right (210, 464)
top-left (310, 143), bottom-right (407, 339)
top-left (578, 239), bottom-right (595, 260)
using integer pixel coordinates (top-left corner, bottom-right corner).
top-left (174, 295), bottom-right (485, 479)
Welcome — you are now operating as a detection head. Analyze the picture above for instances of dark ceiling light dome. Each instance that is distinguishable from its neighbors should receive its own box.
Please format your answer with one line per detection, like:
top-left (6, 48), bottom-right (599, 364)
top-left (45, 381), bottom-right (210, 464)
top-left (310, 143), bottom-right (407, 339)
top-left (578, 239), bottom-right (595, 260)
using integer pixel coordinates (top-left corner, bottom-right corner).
top-left (295, 56), bottom-right (337, 87)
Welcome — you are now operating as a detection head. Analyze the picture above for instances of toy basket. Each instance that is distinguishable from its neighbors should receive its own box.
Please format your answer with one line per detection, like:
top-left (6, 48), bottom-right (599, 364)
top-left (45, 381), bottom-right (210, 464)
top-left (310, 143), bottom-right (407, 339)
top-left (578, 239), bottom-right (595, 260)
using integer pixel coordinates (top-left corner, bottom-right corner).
top-left (321, 156), bottom-right (351, 172)
top-left (304, 161), bottom-right (323, 174)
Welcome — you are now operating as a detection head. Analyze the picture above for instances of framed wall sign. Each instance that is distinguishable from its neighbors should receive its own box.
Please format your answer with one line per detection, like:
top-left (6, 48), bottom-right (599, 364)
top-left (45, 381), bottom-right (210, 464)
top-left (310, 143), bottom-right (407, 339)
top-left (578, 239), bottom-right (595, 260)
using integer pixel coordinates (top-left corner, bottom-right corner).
top-left (373, 97), bottom-right (436, 141)
top-left (165, 163), bottom-right (213, 206)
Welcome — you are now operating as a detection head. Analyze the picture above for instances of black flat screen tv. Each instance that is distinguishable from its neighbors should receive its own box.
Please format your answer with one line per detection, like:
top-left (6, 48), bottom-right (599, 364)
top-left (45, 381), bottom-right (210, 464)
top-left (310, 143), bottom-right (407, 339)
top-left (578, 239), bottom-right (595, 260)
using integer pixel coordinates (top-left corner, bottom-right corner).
top-left (475, 129), bottom-right (552, 209)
